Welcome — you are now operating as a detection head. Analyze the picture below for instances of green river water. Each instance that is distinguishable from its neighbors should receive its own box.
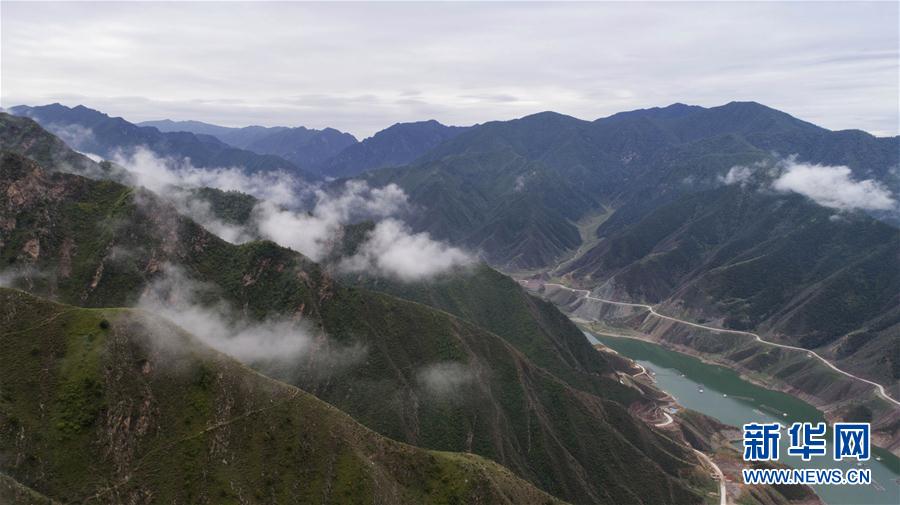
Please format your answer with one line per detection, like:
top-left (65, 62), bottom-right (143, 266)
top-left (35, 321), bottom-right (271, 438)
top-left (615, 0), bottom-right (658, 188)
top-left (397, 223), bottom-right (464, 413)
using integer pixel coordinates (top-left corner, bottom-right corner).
top-left (586, 332), bottom-right (900, 505)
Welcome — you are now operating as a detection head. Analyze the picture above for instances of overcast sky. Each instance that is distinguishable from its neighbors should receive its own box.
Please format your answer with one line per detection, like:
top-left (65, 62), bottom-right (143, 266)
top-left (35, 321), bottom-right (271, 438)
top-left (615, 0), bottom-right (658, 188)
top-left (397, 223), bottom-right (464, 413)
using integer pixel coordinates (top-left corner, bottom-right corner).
top-left (2, 1), bottom-right (897, 138)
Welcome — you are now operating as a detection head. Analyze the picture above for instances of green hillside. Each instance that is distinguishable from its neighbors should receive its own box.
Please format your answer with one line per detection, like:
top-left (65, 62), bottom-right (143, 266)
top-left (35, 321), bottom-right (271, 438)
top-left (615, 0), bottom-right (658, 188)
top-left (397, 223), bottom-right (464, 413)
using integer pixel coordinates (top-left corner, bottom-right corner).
top-left (0, 151), bottom-right (712, 504)
top-left (346, 262), bottom-right (637, 398)
top-left (0, 288), bottom-right (564, 505)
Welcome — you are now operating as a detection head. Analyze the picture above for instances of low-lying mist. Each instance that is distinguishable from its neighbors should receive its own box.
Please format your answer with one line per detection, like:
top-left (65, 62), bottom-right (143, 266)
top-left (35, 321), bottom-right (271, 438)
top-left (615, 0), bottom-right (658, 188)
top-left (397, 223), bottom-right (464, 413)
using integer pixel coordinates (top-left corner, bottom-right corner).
top-left (137, 263), bottom-right (366, 376)
top-left (111, 146), bottom-right (473, 281)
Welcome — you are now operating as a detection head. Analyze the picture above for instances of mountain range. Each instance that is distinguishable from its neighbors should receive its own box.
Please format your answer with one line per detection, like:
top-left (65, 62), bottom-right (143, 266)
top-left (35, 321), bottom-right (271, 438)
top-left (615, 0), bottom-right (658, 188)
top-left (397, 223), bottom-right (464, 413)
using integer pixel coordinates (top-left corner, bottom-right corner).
top-left (8, 104), bottom-right (473, 181)
top-left (10, 104), bottom-right (306, 177)
top-left (140, 119), bottom-right (358, 173)
top-left (355, 102), bottom-right (899, 397)
top-left (140, 117), bottom-right (468, 178)
top-left (1, 99), bottom-right (895, 504)
top-left (0, 128), bottom-right (718, 504)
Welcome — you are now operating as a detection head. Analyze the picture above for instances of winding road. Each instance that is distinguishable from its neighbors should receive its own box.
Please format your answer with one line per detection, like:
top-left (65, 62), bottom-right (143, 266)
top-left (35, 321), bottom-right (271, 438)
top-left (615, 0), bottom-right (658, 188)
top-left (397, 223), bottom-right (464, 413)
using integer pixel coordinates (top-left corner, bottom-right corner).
top-left (654, 411), bottom-right (674, 427)
top-left (693, 448), bottom-right (728, 505)
top-left (580, 288), bottom-right (729, 503)
top-left (538, 282), bottom-right (900, 408)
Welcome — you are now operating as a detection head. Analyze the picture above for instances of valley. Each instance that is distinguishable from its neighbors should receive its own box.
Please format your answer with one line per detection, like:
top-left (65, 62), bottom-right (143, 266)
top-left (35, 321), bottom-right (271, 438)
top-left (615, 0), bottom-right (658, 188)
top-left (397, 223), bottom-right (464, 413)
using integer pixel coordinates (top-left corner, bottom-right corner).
top-left (2, 3), bottom-right (897, 504)
top-left (534, 281), bottom-right (898, 408)
top-left (2, 100), bottom-right (897, 505)
top-left (586, 331), bottom-right (900, 505)
top-left (520, 276), bottom-right (900, 454)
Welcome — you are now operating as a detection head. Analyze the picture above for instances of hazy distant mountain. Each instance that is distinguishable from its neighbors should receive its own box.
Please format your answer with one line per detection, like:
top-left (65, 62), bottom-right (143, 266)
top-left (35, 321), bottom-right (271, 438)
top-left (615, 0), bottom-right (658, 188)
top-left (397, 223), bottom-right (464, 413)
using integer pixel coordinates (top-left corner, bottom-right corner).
top-left (139, 118), bottom-right (358, 173)
top-left (321, 120), bottom-right (468, 178)
top-left (137, 118), bottom-right (243, 137)
top-left (240, 126), bottom-right (357, 172)
top-left (9, 104), bottom-right (307, 177)
top-left (142, 117), bottom-right (471, 178)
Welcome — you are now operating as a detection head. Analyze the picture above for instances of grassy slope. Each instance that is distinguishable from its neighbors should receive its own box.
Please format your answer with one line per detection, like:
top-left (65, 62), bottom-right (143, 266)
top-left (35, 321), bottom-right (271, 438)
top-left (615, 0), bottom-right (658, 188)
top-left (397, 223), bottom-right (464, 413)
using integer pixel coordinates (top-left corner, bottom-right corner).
top-left (0, 152), bottom-right (711, 504)
top-left (349, 263), bottom-right (639, 403)
top-left (0, 288), bottom-right (563, 505)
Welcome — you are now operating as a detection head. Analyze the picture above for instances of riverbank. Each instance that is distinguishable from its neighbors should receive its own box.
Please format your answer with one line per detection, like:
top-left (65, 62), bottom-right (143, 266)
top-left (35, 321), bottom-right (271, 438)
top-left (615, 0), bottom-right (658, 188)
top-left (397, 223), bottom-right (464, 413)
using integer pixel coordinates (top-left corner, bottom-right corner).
top-left (591, 331), bottom-right (900, 505)
top-left (525, 280), bottom-right (900, 456)
top-left (592, 338), bottom-right (823, 505)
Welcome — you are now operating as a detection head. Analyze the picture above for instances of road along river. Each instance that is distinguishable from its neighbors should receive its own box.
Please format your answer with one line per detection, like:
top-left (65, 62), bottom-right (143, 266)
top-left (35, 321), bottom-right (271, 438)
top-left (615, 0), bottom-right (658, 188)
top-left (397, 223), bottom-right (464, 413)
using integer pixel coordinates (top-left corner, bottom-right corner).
top-left (547, 283), bottom-right (898, 407)
top-left (588, 331), bottom-right (900, 505)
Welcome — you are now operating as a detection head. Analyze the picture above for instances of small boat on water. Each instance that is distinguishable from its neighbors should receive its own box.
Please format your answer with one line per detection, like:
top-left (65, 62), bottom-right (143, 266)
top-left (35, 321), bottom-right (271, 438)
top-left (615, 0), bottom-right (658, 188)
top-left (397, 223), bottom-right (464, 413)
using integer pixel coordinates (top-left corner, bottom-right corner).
top-left (722, 393), bottom-right (728, 398)
top-left (697, 385), bottom-right (704, 393)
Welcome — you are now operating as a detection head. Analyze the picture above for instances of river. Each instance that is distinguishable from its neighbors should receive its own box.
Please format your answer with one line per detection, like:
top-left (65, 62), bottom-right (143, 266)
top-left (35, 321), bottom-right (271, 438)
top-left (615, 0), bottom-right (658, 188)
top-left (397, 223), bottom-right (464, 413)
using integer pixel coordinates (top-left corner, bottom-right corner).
top-left (587, 332), bottom-right (900, 505)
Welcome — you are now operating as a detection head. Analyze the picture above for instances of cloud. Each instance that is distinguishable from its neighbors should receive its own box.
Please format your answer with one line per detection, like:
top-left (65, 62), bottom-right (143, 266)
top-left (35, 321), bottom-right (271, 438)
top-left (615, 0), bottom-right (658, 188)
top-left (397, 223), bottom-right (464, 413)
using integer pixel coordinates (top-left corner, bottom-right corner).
top-left (2, 2), bottom-right (896, 137)
top-left (772, 160), bottom-right (896, 211)
top-left (0, 265), bottom-right (49, 290)
top-left (253, 182), bottom-right (473, 280)
top-left (416, 361), bottom-right (477, 399)
top-left (137, 264), bottom-right (365, 374)
top-left (79, 151), bottom-right (104, 163)
top-left (111, 146), bottom-right (300, 206)
top-left (254, 180), bottom-right (408, 261)
top-left (178, 196), bottom-right (255, 244)
top-left (514, 174), bottom-right (527, 192)
top-left (720, 165), bottom-right (755, 186)
top-left (110, 147), bottom-right (470, 279)
top-left (109, 146), bottom-right (302, 245)
top-left (45, 122), bottom-right (96, 149)
top-left (339, 219), bottom-right (473, 281)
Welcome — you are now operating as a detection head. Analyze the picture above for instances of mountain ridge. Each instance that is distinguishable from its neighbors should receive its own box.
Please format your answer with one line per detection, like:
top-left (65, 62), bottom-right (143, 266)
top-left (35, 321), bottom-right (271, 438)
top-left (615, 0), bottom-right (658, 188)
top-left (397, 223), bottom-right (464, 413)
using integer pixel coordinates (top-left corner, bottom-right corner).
top-left (0, 286), bottom-right (567, 505)
top-left (0, 147), bottom-right (713, 505)
top-left (9, 103), bottom-right (312, 178)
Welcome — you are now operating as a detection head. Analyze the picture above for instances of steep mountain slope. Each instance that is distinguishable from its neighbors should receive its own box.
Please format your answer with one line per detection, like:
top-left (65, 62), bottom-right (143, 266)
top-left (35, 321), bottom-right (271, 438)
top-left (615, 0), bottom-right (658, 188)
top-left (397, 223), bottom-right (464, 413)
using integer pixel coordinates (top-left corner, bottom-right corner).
top-left (139, 119), bottom-right (358, 173)
top-left (322, 120), bottom-right (467, 178)
top-left (0, 288), bottom-right (563, 505)
top-left (9, 104), bottom-right (307, 177)
top-left (0, 152), bottom-right (712, 504)
top-left (561, 185), bottom-right (900, 391)
top-left (355, 102), bottom-right (899, 422)
top-left (362, 144), bottom-right (590, 269)
top-left (0, 112), bottom-right (100, 175)
top-left (0, 112), bottom-right (133, 183)
top-left (364, 102), bottom-right (898, 270)
top-left (341, 259), bottom-right (634, 395)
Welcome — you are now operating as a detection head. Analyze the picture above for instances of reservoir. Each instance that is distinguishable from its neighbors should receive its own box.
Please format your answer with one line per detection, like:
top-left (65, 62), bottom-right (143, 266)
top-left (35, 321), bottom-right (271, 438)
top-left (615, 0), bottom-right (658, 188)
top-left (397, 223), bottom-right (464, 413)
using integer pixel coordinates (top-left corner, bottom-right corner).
top-left (587, 332), bottom-right (900, 505)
